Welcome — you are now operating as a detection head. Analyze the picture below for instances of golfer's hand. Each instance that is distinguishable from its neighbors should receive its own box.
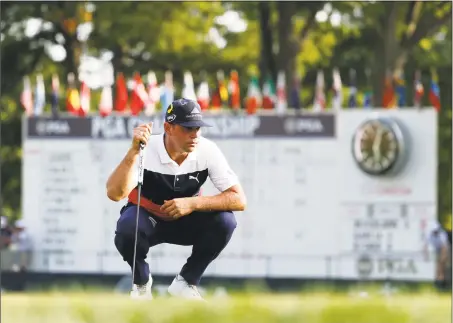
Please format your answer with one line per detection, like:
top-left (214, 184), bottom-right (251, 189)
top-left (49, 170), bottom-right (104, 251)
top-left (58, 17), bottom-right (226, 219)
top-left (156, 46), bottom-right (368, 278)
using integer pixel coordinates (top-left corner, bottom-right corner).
top-left (131, 122), bottom-right (153, 152)
top-left (160, 198), bottom-right (195, 219)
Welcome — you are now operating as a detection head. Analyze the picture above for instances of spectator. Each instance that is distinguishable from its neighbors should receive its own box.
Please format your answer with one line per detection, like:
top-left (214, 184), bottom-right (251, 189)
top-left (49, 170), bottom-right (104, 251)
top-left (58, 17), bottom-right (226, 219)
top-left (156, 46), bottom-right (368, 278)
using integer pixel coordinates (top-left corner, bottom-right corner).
top-left (10, 220), bottom-right (32, 272)
top-left (425, 220), bottom-right (450, 289)
top-left (0, 216), bottom-right (12, 249)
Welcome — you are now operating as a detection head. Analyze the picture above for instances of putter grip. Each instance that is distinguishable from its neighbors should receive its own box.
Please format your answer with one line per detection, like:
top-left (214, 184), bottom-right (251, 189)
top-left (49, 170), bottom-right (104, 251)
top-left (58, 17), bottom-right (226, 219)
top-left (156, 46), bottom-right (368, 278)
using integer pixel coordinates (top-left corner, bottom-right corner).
top-left (137, 143), bottom-right (145, 185)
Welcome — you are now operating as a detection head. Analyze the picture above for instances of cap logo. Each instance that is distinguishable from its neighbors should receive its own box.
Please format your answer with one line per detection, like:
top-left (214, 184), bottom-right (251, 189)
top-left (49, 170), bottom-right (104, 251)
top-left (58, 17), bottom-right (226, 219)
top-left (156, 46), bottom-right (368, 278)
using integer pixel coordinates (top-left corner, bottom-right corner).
top-left (167, 114), bottom-right (176, 122)
top-left (192, 107), bottom-right (201, 114)
top-left (185, 113), bottom-right (202, 120)
top-left (167, 104), bottom-right (173, 113)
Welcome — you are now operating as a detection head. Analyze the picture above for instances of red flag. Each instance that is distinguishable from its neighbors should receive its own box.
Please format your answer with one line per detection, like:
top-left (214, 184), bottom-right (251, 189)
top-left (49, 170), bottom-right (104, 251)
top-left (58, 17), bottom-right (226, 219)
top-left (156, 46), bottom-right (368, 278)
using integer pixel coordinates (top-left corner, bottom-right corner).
top-left (115, 73), bottom-right (128, 113)
top-left (20, 76), bottom-right (33, 115)
top-left (382, 71), bottom-right (396, 108)
top-left (211, 92), bottom-right (221, 109)
top-left (130, 72), bottom-right (149, 116)
top-left (228, 70), bottom-right (241, 110)
top-left (197, 81), bottom-right (210, 111)
top-left (79, 81), bottom-right (90, 117)
top-left (262, 76), bottom-right (275, 110)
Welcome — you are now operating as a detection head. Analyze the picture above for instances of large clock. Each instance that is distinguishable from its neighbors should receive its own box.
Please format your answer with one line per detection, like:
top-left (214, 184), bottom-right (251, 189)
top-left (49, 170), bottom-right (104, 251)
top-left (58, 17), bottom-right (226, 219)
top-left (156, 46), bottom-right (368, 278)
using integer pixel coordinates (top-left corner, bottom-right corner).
top-left (352, 118), bottom-right (407, 176)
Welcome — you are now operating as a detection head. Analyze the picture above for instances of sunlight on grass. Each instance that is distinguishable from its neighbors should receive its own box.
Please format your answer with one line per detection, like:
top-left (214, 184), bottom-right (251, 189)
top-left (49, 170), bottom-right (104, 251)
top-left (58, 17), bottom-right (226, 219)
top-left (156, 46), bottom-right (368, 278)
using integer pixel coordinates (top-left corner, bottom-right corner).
top-left (2, 288), bottom-right (451, 323)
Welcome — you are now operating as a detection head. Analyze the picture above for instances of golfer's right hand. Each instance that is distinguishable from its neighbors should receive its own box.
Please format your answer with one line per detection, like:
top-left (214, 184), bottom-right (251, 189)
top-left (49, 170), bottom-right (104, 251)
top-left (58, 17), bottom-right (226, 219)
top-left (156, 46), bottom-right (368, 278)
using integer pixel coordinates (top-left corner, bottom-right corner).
top-left (131, 122), bottom-right (153, 152)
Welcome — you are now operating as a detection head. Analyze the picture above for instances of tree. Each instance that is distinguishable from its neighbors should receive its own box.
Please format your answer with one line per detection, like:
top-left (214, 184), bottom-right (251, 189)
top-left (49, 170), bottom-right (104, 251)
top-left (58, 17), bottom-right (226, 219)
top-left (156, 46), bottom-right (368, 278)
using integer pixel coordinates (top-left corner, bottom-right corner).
top-left (346, 1), bottom-right (452, 106)
top-left (235, 1), bottom-right (350, 97)
top-left (1, 1), bottom-right (49, 220)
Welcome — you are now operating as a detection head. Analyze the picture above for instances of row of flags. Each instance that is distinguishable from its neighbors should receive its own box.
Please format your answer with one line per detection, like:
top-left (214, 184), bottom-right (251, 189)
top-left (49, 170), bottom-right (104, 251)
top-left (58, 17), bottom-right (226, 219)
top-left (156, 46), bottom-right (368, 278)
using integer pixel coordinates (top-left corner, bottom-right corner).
top-left (382, 69), bottom-right (441, 111)
top-left (20, 68), bottom-right (441, 117)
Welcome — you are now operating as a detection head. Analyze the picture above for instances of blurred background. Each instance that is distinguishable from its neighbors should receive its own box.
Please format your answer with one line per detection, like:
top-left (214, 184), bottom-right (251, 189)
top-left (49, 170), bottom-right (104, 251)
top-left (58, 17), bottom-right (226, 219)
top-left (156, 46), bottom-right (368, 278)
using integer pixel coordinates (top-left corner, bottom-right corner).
top-left (1, 0), bottom-right (452, 306)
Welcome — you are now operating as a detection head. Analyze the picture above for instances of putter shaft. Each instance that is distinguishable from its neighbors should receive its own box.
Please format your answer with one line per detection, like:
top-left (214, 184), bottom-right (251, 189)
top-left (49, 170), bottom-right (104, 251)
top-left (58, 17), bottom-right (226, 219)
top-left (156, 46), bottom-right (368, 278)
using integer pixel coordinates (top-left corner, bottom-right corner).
top-left (131, 143), bottom-right (145, 289)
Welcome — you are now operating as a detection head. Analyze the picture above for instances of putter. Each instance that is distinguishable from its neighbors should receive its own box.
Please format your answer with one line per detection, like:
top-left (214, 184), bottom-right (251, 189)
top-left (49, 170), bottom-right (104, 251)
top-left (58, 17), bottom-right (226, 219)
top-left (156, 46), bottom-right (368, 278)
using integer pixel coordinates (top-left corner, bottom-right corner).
top-left (131, 142), bottom-right (145, 290)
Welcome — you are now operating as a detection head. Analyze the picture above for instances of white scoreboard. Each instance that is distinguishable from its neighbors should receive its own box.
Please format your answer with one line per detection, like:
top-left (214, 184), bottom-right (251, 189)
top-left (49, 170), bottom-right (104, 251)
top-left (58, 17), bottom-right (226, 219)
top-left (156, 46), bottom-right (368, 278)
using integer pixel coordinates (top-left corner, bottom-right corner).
top-left (22, 109), bottom-right (438, 281)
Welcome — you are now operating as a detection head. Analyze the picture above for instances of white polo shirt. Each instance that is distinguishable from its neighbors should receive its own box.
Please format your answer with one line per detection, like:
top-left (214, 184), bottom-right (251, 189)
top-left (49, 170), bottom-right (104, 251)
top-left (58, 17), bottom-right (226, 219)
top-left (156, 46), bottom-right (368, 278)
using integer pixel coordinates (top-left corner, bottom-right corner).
top-left (131, 133), bottom-right (239, 206)
top-left (427, 229), bottom-right (449, 251)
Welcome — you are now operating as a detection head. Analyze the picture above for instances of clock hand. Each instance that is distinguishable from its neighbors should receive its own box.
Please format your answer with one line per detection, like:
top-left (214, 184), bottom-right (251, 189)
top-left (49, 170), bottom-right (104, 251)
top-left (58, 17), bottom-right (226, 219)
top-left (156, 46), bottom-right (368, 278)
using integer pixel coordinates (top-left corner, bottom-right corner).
top-left (373, 127), bottom-right (384, 161)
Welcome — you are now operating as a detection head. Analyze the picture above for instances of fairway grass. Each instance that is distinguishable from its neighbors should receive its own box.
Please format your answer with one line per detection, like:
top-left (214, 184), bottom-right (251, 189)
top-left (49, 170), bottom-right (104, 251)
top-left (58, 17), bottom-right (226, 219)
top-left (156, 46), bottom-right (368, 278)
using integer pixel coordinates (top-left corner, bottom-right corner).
top-left (2, 291), bottom-right (451, 323)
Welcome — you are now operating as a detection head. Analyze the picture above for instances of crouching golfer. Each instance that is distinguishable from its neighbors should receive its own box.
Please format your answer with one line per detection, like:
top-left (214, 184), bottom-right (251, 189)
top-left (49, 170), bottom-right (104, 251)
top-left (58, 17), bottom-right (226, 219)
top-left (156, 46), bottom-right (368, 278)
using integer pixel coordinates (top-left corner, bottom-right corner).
top-left (106, 98), bottom-right (246, 300)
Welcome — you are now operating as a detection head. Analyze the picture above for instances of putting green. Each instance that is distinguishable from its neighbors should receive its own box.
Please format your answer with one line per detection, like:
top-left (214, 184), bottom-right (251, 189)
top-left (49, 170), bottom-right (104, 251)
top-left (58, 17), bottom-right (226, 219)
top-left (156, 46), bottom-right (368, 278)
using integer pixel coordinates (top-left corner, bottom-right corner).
top-left (2, 292), bottom-right (450, 323)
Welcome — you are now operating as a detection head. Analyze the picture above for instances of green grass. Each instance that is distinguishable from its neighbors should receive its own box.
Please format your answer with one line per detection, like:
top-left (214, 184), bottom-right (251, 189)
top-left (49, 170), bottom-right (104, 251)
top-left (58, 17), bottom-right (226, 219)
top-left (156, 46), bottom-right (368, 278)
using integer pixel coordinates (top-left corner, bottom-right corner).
top-left (2, 291), bottom-right (451, 323)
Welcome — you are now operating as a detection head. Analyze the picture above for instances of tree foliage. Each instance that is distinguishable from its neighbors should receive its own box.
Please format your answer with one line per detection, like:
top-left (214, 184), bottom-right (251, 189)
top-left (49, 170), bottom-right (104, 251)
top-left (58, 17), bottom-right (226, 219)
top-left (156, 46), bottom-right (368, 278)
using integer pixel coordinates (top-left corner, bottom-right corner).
top-left (336, 1), bottom-right (452, 105)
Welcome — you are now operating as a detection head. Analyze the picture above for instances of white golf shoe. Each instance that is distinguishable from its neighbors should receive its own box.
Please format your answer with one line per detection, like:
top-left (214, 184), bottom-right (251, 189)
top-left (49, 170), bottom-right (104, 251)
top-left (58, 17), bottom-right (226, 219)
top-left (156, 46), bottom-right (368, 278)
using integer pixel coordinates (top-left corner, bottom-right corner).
top-left (167, 275), bottom-right (204, 300)
top-left (130, 274), bottom-right (153, 300)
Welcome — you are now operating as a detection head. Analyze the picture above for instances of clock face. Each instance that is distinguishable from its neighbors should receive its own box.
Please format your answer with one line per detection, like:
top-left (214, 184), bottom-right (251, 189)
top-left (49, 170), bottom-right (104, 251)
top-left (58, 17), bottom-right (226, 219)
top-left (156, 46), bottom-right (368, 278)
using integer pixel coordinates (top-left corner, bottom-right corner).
top-left (352, 119), bottom-right (403, 176)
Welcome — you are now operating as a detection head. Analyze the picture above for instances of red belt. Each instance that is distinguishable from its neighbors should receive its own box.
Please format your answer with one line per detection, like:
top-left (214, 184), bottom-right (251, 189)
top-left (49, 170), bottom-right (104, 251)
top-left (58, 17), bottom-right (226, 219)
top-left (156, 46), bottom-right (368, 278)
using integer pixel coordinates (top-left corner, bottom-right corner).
top-left (128, 188), bottom-right (171, 220)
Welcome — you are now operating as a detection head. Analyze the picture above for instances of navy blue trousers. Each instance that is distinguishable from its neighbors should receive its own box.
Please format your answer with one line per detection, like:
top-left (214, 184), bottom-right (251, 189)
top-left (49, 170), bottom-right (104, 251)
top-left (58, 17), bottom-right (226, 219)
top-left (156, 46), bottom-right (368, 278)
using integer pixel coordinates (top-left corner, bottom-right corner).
top-left (114, 204), bottom-right (237, 286)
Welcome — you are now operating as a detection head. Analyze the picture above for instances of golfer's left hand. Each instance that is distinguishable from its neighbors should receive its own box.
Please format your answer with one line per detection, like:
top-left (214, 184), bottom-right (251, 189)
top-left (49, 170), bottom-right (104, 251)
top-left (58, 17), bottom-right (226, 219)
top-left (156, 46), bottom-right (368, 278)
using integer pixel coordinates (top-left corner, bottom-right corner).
top-left (160, 198), bottom-right (195, 219)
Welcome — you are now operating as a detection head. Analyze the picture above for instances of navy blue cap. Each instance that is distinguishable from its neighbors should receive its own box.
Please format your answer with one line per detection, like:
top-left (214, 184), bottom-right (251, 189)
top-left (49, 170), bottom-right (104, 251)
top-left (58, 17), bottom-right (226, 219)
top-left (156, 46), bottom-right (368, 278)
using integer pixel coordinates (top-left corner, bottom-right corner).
top-left (165, 98), bottom-right (212, 127)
